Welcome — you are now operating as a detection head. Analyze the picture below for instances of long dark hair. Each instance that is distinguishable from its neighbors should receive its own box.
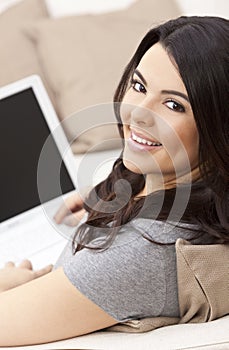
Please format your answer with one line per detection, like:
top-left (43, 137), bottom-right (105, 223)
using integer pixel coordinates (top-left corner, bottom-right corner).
top-left (73, 16), bottom-right (229, 252)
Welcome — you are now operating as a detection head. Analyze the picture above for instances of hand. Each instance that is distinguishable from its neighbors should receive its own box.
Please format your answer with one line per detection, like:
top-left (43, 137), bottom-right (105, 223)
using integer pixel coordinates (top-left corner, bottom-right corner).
top-left (0, 260), bottom-right (53, 293)
top-left (54, 191), bottom-right (87, 227)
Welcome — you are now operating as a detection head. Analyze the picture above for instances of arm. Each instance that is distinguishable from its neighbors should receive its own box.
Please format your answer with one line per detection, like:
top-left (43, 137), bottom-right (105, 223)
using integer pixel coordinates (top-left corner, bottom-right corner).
top-left (0, 267), bottom-right (117, 346)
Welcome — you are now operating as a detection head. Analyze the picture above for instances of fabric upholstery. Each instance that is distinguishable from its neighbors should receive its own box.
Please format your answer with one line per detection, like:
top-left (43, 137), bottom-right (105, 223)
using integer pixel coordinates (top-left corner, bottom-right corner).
top-left (177, 239), bottom-right (229, 323)
top-left (25, 0), bottom-right (181, 152)
top-left (0, 0), bottom-right (55, 106)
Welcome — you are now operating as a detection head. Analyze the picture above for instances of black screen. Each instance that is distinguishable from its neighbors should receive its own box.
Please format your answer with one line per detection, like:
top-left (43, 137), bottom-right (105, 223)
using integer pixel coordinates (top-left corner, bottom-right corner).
top-left (0, 88), bottom-right (75, 223)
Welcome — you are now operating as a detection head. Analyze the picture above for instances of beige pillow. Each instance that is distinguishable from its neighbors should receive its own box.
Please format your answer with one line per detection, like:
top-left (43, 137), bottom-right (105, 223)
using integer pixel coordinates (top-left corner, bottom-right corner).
top-left (0, 0), bottom-right (55, 107)
top-left (176, 239), bottom-right (229, 323)
top-left (25, 0), bottom-right (181, 153)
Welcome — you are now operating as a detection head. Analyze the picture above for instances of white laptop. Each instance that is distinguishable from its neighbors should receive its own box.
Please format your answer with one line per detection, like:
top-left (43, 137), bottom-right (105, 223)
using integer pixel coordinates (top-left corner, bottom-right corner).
top-left (0, 75), bottom-right (78, 269)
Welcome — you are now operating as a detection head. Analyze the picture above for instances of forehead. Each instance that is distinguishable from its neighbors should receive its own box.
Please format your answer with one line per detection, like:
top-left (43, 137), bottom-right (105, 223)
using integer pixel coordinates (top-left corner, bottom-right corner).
top-left (136, 43), bottom-right (187, 93)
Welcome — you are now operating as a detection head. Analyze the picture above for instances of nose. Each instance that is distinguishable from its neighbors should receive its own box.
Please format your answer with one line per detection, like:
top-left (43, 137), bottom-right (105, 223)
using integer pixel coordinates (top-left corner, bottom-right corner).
top-left (131, 101), bottom-right (156, 127)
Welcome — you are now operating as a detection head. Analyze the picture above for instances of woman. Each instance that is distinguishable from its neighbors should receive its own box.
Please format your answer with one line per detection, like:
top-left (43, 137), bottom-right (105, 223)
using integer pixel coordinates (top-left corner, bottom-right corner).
top-left (0, 16), bottom-right (228, 346)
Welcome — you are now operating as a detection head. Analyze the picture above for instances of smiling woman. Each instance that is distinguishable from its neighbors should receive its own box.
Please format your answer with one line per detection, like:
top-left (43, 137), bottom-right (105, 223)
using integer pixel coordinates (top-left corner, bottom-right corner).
top-left (120, 43), bottom-right (199, 183)
top-left (0, 15), bottom-right (228, 346)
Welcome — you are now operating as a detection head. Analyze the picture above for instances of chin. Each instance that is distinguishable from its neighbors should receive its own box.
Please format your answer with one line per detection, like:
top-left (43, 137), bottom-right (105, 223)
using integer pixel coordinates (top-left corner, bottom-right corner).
top-left (123, 159), bottom-right (143, 174)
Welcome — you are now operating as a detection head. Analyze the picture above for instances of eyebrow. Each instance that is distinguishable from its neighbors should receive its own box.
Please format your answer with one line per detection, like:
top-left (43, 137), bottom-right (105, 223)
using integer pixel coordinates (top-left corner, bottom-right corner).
top-left (134, 69), bottom-right (147, 86)
top-left (133, 69), bottom-right (190, 103)
top-left (161, 90), bottom-right (190, 103)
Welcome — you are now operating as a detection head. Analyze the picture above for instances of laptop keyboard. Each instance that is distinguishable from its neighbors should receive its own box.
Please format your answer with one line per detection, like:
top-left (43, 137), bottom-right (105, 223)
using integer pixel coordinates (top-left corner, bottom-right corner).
top-left (0, 215), bottom-right (74, 269)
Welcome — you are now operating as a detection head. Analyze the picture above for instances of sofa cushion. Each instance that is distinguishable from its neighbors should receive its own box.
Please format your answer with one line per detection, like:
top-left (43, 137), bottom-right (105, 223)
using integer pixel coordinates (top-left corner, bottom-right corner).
top-left (176, 238), bottom-right (229, 323)
top-left (25, 0), bottom-right (181, 153)
top-left (0, 0), bottom-right (55, 106)
top-left (13, 315), bottom-right (229, 349)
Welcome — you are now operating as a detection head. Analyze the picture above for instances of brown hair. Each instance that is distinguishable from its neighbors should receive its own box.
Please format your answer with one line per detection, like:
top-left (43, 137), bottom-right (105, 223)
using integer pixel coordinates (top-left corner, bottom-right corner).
top-left (72, 16), bottom-right (229, 253)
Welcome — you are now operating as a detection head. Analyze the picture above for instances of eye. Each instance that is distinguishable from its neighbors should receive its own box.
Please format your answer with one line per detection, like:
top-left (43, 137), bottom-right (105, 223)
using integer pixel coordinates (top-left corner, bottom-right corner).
top-left (130, 79), bottom-right (146, 94)
top-left (165, 99), bottom-right (185, 113)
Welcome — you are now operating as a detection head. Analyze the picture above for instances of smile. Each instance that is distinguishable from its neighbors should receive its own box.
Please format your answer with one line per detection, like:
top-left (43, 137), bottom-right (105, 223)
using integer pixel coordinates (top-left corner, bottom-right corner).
top-left (127, 130), bottom-right (162, 152)
top-left (131, 130), bottom-right (162, 146)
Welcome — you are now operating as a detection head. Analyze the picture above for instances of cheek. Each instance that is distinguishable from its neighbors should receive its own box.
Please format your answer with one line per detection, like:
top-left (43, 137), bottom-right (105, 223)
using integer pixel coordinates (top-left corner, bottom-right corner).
top-left (180, 121), bottom-right (198, 146)
top-left (120, 99), bottom-right (133, 125)
top-left (172, 123), bottom-right (199, 167)
top-left (155, 116), bottom-right (199, 173)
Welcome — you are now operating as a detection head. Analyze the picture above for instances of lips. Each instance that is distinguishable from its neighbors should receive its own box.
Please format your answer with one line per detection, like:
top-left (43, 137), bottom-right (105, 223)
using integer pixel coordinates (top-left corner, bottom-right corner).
top-left (127, 129), bottom-right (162, 152)
top-left (130, 130), bottom-right (162, 146)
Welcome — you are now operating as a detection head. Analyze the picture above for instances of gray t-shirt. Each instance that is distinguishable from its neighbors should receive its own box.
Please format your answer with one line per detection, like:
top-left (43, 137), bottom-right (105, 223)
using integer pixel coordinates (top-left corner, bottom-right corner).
top-left (54, 218), bottom-right (213, 322)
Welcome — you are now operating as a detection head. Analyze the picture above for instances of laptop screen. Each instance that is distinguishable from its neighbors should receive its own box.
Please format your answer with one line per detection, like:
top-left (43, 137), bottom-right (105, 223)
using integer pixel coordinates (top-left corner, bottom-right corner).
top-left (0, 88), bottom-right (75, 223)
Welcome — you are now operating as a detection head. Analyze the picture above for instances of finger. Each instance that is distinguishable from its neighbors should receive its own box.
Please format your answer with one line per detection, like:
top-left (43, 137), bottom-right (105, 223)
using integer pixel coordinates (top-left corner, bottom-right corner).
top-left (54, 203), bottom-right (72, 224)
top-left (76, 208), bottom-right (86, 221)
top-left (34, 264), bottom-right (53, 278)
top-left (54, 193), bottom-right (83, 224)
top-left (62, 209), bottom-right (85, 227)
top-left (62, 215), bottom-right (79, 227)
top-left (5, 261), bottom-right (15, 268)
top-left (18, 259), bottom-right (33, 270)
top-left (4, 261), bottom-right (15, 268)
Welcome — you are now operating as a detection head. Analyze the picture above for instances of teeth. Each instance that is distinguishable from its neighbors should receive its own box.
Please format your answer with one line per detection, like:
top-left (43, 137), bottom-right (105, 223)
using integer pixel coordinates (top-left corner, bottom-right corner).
top-left (132, 132), bottom-right (161, 146)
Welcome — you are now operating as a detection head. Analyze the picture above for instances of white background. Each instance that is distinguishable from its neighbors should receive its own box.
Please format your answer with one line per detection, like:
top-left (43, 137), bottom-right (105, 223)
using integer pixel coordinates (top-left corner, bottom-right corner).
top-left (176, 0), bottom-right (229, 17)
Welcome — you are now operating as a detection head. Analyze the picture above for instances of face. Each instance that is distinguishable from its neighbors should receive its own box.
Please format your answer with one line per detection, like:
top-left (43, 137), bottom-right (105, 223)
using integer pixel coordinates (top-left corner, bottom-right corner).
top-left (121, 43), bottom-right (199, 190)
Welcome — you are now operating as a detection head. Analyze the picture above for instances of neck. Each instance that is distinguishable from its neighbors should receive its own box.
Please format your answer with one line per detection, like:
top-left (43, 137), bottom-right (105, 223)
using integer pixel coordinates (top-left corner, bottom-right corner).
top-left (137, 166), bottom-right (201, 197)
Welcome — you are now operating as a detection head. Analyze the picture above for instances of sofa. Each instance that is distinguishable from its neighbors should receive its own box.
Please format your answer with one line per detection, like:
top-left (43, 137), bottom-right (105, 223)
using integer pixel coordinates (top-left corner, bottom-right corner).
top-left (0, 0), bottom-right (181, 154)
top-left (0, 0), bottom-right (228, 349)
top-left (4, 314), bottom-right (228, 350)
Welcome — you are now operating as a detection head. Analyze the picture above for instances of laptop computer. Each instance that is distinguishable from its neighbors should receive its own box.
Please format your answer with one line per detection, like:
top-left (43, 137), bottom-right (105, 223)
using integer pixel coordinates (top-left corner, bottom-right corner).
top-left (0, 75), bottom-right (78, 269)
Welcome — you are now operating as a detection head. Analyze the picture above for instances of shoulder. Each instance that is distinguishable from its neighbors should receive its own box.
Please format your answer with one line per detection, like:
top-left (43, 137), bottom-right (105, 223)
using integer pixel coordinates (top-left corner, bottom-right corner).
top-left (130, 218), bottom-right (200, 243)
top-left (55, 218), bottom-right (197, 271)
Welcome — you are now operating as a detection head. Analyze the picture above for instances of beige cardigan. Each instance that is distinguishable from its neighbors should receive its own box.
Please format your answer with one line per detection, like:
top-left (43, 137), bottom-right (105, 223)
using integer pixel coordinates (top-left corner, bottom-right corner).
top-left (107, 239), bottom-right (229, 333)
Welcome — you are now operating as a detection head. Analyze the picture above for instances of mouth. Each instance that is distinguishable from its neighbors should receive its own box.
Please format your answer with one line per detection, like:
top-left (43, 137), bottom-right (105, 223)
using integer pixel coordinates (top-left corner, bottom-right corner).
top-left (127, 129), bottom-right (162, 152)
top-left (131, 130), bottom-right (162, 146)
